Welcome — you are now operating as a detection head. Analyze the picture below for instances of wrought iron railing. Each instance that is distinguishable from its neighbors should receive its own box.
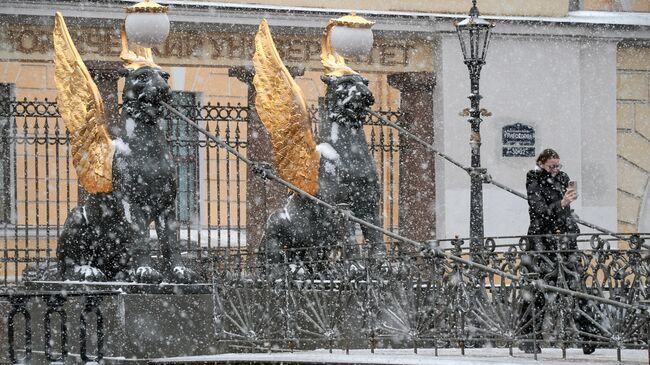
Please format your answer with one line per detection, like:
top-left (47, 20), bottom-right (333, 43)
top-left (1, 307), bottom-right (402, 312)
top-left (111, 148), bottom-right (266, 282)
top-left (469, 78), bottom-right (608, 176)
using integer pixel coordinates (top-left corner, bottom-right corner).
top-left (166, 101), bottom-right (650, 361)
top-left (0, 289), bottom-right (119, 364)
top-left (212, 232), bottom-right (650, 361)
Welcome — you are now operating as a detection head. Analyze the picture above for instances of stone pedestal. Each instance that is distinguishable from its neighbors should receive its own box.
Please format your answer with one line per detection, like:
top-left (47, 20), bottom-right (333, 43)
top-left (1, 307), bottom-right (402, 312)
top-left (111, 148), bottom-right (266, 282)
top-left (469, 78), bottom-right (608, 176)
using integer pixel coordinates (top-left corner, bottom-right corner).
top-left (2, 281), bottom-right (222, 364)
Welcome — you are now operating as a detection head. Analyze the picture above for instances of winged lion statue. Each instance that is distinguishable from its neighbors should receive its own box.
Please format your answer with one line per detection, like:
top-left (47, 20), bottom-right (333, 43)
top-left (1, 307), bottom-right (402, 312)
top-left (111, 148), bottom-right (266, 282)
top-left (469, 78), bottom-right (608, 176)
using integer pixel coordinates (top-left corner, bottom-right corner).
top-left (53, 12), bottom-right (197, 283)
top-left (252, 17), bottom-right (386, 272)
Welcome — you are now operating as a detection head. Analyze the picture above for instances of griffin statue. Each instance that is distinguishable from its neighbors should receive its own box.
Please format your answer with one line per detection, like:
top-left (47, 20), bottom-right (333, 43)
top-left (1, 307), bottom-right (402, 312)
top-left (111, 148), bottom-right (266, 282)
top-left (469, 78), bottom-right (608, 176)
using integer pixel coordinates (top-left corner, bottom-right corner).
top-left (252, 16), bottom-right (386, 270)
top-left (53, 12), bottom-right (197, 283)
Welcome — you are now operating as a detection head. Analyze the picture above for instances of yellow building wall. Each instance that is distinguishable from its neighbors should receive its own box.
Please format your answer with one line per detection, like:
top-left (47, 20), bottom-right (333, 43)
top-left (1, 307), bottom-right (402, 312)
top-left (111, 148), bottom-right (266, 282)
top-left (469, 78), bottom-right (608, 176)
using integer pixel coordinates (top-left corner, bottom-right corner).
top-left (184, 0), bottom-right (571, 17)
top-left (583, 0), bottom-right (650, 11)
top-left (616, 46), bottom-right (650, 238)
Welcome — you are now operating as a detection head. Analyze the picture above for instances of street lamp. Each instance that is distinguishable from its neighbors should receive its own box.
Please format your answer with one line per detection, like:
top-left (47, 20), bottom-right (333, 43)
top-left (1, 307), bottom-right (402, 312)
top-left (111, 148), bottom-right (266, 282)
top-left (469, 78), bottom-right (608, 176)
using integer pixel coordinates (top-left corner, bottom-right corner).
top-left (321, 12), bottom-right (374, 77)
top-left (328, 12), bottom-right (374, 59)
top-left (454, 0), bottom-right (495, 249)
top-left (125, 0), bottom-right (170, 48)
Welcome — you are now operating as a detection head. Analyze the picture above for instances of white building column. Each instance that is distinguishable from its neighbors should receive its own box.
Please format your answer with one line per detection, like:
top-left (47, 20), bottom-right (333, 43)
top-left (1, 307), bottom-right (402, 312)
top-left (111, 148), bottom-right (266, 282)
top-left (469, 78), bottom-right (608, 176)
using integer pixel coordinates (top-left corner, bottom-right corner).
top-left (578, 40), bottom-right (618, 233)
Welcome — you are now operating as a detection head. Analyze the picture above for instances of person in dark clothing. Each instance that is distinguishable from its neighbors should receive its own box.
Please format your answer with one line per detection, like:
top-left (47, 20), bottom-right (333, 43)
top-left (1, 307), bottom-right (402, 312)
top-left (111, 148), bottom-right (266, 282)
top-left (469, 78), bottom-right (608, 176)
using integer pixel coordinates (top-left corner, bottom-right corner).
top-left (519, 148), bottom-right (596, 355)
top-left (526, 148), bottom-right (579, 242)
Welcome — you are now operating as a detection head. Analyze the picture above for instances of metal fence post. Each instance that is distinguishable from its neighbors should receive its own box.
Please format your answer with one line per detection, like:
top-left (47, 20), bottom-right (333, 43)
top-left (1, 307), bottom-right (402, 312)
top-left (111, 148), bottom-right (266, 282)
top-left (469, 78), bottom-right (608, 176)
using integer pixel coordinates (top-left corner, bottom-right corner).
top-left (80, 295), bottom-right (104, 363)
top-left (44, 294), bottom-right (67, 362)
top-left (0, 83), bottom-right (15, 223)
top-left (7, 295), bottom-right (31, 364)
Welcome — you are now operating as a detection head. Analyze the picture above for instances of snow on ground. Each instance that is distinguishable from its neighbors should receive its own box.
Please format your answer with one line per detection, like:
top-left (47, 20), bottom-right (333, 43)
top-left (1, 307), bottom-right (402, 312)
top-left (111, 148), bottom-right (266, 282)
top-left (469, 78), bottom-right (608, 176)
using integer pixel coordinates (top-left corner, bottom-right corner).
top-left (154, 348), bottom-right (648, 364)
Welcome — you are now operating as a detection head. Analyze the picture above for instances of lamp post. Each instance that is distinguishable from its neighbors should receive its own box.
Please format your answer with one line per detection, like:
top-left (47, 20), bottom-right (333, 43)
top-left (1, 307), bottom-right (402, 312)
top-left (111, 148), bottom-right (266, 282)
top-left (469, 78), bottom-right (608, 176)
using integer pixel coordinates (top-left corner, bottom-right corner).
top-left (454, 0), bottom-right (494, 251)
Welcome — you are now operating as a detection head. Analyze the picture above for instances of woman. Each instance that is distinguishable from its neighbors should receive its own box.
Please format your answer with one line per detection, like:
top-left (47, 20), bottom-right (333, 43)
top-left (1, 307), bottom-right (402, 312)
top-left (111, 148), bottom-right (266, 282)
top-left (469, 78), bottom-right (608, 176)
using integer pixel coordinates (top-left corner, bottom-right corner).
top-left (520, 148), bottom-right (596, 354)
top-left (526, 148), bottom-right (578, 245)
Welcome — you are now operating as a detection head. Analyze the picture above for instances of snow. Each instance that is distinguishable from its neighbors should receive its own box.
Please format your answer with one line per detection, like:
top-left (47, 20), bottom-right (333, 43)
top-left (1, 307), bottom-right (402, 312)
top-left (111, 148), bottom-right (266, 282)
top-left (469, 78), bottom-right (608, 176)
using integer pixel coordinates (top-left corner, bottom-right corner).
top-left (279, 194), bottom-right (295, 222)
top-left (172, 266), bottom-right (191, 276)
top-left (282, 204), bottom-right (292, 222)
top-left (558, 10), bottom-right (650, 26)
top-left (113, 138), bottom-right (132, 155)
top-left (73, 264), bottom-right (103, 279)
top-left (122, 200), bottom-right (133, 223)
top-left (153, 348), bottom-right (648, 364)
top-left (135, 266), bottom-right (157, 277)
top-left (330, 122), bottom-right (339, 143)
top-left (103, 1), bottom-right (648, 27)
top-left (324, 161), bottom-right (336, 174)
top-left (125, 117), bottom-right (136, 138)
top-left (336, 85), bottom-right (359, 107)
top-left (81, 206), bottom-right (89, 224)
top-left (337, 93), bottom-right (354, 108)
top-left (316, 143), bottom-right (340, 161)
top-left (127, 2), bottom-right (650, 27)
top-left (148, 228), bottom-right (247, 247)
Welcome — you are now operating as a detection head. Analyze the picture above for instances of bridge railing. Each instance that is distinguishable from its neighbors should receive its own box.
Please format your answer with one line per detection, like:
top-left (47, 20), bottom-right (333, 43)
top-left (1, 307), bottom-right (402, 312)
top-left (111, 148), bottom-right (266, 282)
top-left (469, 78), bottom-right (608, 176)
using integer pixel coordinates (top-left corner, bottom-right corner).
top-left (161, 101), bottom-right (650, 360)
top-left (212, 232), bottom-right (650, 361)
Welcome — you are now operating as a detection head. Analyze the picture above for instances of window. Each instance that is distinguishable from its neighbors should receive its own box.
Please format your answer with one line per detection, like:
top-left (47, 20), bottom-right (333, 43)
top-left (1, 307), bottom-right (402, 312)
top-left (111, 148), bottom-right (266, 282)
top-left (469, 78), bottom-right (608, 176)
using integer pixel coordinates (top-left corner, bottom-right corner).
top-left (168, 91), bottom-right (200, 225)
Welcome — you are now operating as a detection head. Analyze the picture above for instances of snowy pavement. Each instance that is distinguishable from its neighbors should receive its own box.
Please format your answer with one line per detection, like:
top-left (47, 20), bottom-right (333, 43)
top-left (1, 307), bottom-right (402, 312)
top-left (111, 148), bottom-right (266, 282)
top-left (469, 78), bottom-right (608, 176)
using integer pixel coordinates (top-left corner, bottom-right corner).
top-left (153, 348), bottom-right (648, 364)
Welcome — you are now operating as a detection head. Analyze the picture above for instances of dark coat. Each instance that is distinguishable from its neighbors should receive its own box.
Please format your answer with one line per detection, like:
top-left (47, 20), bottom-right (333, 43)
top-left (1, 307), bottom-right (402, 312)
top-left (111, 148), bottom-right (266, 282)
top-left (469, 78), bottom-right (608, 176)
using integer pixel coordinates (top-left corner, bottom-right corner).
top-left (526, 168), bottom-right (579, 238)
top-left (522, 169), bottom-right (595, 344)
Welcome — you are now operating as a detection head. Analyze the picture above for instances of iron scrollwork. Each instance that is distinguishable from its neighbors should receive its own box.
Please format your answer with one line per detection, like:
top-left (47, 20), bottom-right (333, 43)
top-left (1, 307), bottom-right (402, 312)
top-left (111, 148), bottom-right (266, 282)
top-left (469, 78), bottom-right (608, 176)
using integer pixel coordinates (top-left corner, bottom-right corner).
top-left (213, 233), bottom-right (650, 361)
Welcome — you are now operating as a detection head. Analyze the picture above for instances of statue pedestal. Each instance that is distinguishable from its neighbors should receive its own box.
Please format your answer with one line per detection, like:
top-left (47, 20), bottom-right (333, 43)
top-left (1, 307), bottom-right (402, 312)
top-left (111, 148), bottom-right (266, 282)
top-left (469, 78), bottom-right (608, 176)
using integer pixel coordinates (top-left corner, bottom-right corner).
top-left (4, 281), bottom-right (222, 364)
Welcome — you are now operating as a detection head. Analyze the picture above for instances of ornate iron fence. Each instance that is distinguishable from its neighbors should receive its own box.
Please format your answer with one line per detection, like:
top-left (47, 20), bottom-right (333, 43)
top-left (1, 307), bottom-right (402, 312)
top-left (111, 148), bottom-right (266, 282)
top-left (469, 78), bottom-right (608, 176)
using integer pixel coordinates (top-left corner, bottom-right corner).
top-left (0, 97), bottom-right (402, 285)
top-left (0, 289), bottom-right (119, 364)
top-left (213, 232), bottom-right (650, 360)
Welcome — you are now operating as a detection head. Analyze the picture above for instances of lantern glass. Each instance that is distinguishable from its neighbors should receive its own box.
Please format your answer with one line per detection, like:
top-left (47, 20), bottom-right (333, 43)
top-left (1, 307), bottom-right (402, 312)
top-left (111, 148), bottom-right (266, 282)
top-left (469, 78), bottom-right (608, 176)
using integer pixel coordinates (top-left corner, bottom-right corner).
top-left (331, 26), bottom-right (374, 59)
top-left (125, 12), bottom-right (170, 48)
top-left (456, 17), bottom-right (493, 63)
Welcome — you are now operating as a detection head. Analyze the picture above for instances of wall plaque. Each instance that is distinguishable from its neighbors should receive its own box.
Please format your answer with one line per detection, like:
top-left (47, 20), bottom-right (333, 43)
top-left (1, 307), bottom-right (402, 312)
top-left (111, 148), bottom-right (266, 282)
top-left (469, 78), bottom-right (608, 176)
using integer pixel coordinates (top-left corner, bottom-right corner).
top-left (502, 123), bottom-right (535, 157)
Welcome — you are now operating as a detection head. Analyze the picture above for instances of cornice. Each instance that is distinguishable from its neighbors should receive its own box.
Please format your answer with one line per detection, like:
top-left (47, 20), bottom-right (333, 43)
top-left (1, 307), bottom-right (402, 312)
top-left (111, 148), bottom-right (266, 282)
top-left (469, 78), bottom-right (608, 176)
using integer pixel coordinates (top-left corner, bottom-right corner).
top-left (0, 0), bottom-right (648, 41)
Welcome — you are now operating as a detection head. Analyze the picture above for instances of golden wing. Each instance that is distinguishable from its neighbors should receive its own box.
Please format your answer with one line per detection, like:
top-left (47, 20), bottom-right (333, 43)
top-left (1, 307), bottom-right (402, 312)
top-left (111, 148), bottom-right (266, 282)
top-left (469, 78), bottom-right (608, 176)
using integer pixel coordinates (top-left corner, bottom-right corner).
top-left (252, 19), bottom-right (320, 196)
top-left (53, 12), bottom-right (114, 193)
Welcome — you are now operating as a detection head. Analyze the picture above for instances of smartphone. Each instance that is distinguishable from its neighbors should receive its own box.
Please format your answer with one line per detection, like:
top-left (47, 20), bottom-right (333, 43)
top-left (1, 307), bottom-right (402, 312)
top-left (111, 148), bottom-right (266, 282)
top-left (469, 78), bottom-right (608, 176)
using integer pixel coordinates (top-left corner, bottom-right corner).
top-left (568, 180), bottom-right (577, 192)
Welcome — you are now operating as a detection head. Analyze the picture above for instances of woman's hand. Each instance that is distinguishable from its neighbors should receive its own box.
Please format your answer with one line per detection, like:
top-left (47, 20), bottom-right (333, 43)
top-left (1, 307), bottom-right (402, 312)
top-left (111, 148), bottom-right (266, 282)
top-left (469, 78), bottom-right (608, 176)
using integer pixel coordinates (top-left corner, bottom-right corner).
top-left (561, 189), bottom-right (577, 208)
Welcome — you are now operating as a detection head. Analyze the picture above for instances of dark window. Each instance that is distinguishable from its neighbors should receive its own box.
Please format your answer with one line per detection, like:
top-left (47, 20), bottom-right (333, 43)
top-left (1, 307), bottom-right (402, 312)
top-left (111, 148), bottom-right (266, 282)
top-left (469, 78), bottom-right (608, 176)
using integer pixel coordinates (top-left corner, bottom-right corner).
top-left (168, 91), bottom-right (200, 225)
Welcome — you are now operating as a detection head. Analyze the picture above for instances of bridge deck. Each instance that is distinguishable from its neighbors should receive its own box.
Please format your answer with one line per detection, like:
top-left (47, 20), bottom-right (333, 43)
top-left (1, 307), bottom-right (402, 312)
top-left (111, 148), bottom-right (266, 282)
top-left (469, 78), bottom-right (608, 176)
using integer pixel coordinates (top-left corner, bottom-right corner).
top-left (151, 348), bottom-right (648, 365)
